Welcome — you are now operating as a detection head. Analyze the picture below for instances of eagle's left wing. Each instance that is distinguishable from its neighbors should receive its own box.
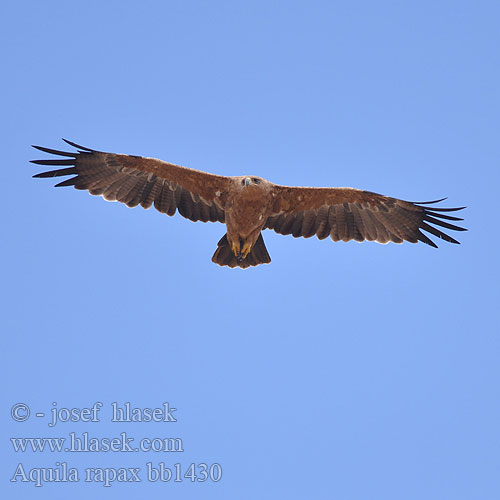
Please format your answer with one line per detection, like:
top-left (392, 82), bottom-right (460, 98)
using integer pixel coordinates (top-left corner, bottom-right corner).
top-left (266, 185), bottom-right (466, 247)
top-left (31, 140), bottom-right (228, 223)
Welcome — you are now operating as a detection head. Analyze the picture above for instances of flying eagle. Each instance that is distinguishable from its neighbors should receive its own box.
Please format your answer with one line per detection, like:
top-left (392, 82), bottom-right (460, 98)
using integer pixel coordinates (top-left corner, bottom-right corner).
top-left (32, 140), bottom-right (466, 268)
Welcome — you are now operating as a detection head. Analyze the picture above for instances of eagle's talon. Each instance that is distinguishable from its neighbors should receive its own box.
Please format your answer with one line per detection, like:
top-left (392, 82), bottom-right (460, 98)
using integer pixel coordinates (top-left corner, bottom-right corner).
top-left (241, 242), bottom-right (252, 259)
top-left (231, 241), bottom-right (241, 258)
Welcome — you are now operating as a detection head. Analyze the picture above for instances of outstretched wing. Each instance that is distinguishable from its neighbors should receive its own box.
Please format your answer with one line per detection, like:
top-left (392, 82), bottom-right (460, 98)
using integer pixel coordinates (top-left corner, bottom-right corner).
top-left (266, 186), bottom-right (466, 247)
top-left (31, 140), bottom-right (228, 223)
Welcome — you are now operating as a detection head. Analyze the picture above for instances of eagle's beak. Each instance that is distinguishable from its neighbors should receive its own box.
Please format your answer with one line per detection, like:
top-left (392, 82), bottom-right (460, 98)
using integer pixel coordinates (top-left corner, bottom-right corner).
top-left (244, 177), bottom-right (252, 187)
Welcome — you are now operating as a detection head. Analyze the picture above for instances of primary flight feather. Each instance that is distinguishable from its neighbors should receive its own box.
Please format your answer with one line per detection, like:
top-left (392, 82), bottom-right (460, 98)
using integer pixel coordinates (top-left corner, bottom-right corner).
top-left (32, 140), bottom-right (466, 268)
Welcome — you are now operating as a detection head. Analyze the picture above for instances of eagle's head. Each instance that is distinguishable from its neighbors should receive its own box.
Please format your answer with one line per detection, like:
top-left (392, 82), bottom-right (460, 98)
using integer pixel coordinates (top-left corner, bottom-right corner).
top-left (243, 176), bottom-right (263, 187)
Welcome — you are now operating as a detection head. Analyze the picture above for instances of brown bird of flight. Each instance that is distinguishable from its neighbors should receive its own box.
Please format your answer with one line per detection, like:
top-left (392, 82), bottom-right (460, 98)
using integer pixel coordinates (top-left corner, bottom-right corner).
top-left (32, 140), bottom-right (466, 268)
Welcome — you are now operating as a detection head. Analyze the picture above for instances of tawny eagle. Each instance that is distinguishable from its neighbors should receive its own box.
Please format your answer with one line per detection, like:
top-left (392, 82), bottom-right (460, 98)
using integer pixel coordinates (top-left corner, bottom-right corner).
top-left (32, 140), bottom-right (466, 268)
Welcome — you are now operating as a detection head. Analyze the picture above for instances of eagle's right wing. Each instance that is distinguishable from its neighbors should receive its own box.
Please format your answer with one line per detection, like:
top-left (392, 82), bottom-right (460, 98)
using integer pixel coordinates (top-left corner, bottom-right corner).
top-left (31, 140), bottom-right (228, 223)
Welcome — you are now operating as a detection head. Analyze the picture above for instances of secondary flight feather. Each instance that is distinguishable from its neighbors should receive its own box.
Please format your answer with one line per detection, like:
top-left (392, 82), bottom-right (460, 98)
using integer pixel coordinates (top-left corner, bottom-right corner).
top-left (32, 140), bottom-right (466, 268)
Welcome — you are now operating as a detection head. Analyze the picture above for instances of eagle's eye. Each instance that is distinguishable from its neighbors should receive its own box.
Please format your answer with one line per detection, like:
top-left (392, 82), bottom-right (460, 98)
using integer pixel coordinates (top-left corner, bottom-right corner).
top-left (252, 177), bottom-right (260, 184)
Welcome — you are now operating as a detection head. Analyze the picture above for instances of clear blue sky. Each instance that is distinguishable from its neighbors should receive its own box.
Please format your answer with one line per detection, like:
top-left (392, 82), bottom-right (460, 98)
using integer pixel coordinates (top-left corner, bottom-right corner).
top-left (2, 1), bottom-right (499, 499)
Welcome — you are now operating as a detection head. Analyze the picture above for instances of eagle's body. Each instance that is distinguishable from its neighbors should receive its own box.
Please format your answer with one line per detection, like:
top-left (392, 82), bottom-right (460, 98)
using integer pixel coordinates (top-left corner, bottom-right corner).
top-left (223, 176), bottom-right (274, 261)
top-left (32, 140), bottom-right (466, 268)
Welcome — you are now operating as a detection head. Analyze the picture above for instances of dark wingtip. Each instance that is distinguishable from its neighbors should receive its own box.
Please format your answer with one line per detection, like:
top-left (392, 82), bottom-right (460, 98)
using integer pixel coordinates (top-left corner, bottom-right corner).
top-left (413, 195), bottom-right (468, 246)
top-left (30, 158), bottom-right (75, 166)
top-left (54, 177), bottom-right (78, 187)
top-left (61, 138), bottom-right (95, 152)
top-left (414, 198), bottom-right (467, 213)
top-left (413, 197), bottom-right (448, 205)
top-left (32, 144), bottom-right (77, 157)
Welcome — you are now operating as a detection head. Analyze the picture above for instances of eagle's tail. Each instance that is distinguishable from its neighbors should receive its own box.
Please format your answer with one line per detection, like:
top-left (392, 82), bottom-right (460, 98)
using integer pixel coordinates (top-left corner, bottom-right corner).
top-left (211, 233), bottom-right (271, 269)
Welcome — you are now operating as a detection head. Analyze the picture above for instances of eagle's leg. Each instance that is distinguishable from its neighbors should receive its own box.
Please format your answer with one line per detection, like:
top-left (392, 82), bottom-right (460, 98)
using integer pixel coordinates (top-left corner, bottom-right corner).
top-left (230, 239), bottom-right (241, 258)
top-left (240, 240), bottom-right (253, 259)
top-left (212, 233), bottom-right (271, 268)
top-left (228, 229), bottom-right (263, 261)
top-left (233, 237), bottom-right (255, 261)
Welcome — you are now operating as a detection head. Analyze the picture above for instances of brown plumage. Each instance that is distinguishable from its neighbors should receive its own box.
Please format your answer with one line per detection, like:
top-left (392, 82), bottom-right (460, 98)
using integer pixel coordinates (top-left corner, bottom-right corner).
top-left (32, 140), bottom-right (466, 268)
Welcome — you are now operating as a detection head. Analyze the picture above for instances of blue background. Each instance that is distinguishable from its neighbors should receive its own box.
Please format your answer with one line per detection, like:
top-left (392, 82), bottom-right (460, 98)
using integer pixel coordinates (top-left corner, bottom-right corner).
top-left (2, 1), bottom-right (499, 498)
